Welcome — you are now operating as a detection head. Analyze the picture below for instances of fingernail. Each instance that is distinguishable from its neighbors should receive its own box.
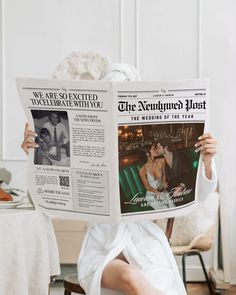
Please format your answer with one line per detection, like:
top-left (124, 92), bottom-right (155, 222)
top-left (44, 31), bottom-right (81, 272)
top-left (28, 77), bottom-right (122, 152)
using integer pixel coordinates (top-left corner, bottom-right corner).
top-left (198, 136), bottom-right (202, 140)
top-left (34, 133), bottom-right (38, 137)
top-left (35, 144), bottom-right (39, 147)
top-left (194, 143), bottom-right (198, 147)
top-left (195, 148), bottom-right (199, 153)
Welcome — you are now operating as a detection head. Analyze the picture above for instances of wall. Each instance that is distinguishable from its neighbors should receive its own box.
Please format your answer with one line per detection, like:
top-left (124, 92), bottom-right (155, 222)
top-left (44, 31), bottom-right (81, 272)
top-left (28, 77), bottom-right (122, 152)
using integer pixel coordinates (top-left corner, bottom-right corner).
top-left (1, 0), bottom-right (235, 282)
top-left (201, 0), bottom-right (236, 283)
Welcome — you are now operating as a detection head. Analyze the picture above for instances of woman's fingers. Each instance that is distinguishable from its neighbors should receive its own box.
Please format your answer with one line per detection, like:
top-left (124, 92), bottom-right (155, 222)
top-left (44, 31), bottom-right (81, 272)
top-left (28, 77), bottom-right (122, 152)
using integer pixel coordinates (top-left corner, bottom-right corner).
top-left (194, 133), bottom-right (217, 161)
top-left (195, 133), bottom-right (217, 152)
top-left (194, 133), bottom-right (217, 165)
top-left (24, 130), bottom-right (37, 136)
top-left (21, 141), bottom-right (38, 154)
top-left (198, 133), bottom-right (214, 140)
top-left (195, 143), bottom-right (217, 153)
top-left (22, 122), bottom-right (38, 154)
top-left (22, 141), bottom-right (38, 148)
top-left (24, 131), bottom-right (37, 141)
top-left (195, 138), bottom-right (217, 148)
top-left (24, 122), bottom-right (37, 138)
top-left (25, 138), bottom-right (35, 144)
top-left (24, 122), bottom-right (29, 132)
top-left (204, 148), bottom-right (217, 155)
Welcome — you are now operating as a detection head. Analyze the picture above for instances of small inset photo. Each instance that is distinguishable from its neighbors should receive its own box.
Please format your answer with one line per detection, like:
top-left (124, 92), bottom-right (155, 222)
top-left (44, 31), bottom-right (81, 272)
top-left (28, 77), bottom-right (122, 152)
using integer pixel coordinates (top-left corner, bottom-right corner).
top-left (31, 110), bottom-right (70, 167)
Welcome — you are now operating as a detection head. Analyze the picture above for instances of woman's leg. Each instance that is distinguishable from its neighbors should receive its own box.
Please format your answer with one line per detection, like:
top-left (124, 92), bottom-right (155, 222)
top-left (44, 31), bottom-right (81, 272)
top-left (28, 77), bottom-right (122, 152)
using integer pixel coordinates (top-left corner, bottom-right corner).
top-left (101, 254), bottom-right (165, 295)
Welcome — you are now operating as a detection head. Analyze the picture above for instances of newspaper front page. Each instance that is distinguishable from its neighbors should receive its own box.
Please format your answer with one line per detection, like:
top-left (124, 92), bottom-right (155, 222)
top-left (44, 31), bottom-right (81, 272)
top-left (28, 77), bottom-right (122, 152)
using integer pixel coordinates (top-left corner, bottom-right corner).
top-left (17, 78), bottom-right (208, 222)
top-left (114, 80), bottom-right (208, 221)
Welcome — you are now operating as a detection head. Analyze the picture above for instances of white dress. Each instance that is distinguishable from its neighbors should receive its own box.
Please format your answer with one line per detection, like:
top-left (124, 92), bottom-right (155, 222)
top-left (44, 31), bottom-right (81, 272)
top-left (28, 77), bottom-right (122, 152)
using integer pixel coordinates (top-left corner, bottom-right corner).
top-left (77, 162), bottom-right (217, 295)
top-left (145, 172), bottom-right (175, 210)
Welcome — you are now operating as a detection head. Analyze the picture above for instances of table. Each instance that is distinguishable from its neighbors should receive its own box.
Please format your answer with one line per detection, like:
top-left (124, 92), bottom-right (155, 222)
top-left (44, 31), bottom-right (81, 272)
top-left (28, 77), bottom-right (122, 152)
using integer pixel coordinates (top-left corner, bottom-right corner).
top-left (0, 209), bottom-right (60, 295)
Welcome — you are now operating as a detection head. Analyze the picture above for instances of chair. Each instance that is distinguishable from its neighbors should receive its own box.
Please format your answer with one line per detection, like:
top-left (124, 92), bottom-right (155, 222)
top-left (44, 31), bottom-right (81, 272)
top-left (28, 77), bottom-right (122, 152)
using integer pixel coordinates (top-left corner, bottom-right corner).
top-left (63, 218), bottom-right (175, 295)
top-left (64, 274), bottom-right (85, 295)
top-left (172, 225), bottom-right (215, 294)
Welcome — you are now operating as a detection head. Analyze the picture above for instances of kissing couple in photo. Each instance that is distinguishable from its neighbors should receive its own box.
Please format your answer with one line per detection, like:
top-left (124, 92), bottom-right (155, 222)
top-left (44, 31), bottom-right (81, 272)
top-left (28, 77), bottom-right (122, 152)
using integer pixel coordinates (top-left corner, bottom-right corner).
top-left (139, 140), bottom-right (190, 210)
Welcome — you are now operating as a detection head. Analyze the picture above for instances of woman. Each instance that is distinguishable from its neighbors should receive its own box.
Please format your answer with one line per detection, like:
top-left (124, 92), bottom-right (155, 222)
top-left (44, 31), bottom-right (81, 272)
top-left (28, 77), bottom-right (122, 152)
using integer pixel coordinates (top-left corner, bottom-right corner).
top-left (22, 63), bottom-right (217, 295)
top-left (139, 144), bottom-right (175, 210)
top-left (36, 127), bottom-right (70, 167)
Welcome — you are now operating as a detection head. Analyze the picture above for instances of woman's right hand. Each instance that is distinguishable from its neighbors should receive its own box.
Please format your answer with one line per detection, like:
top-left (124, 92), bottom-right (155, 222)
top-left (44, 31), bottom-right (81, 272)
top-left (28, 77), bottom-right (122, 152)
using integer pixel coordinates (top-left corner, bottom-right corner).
top-left (153, 190), bottom-right (160, 198)
top-left (21, 123), bottom-right (38, 155)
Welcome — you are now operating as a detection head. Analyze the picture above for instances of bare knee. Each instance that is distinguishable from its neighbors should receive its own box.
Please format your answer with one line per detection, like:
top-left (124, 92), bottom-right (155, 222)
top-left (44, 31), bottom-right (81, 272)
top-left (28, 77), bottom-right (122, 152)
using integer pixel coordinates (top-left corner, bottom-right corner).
top-left (120, 266), bottom-right (166, 295)
top-left (102, 260), bottom-right (166, 295)
top-left (119, 266), bottom-right (144, 294)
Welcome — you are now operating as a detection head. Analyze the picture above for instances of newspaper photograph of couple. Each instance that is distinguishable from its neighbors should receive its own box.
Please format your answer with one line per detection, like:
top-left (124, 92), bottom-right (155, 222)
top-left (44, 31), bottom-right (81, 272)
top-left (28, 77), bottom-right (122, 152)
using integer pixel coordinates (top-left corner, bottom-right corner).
top-left (31, 110), bottom-right (70, 167)
top-left (118, 122), bottom-right (204, 215)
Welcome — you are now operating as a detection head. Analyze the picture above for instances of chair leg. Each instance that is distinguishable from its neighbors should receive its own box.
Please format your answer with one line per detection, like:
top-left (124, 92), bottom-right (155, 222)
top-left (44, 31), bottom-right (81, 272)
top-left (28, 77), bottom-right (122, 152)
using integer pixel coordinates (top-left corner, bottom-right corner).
top-left (182, 253), bottom-right (187, 290)
top-left (196, 252), bottom-right (212, 294)
top-left (48, 277), bottom-right (56, 295)
top-left (64, 290), bottom-right (71, 295)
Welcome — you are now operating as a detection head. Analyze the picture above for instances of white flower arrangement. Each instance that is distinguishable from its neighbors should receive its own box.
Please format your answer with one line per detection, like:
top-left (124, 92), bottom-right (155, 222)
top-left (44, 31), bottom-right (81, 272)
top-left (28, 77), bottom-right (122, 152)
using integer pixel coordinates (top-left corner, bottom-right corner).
top-left (53, 52), bottom-right (109, 80)
top-left (101, 63), bottom-right (141, 81)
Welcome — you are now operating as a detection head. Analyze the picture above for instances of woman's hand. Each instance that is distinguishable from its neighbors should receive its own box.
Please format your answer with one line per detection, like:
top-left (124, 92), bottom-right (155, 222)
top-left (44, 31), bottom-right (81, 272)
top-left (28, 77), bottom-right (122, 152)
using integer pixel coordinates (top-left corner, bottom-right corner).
top-left (195, 133), bottom-right (217, 162)
top-left (195, 133), bottom-right (217, 179)
top-left (21, 123), bottom-right (38, 155)
top-left (163, 180), bottom-right (168, 189)
top-left (153, 190), bottom-right (161, 199)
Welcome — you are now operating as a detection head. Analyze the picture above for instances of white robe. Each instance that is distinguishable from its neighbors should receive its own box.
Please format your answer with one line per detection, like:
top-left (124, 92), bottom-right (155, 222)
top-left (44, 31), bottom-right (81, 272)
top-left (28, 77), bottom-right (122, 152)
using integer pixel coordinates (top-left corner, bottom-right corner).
top-left (77, 160), bottom-right (217, 295)
top-left (77, 161), bottom-right (217, 295)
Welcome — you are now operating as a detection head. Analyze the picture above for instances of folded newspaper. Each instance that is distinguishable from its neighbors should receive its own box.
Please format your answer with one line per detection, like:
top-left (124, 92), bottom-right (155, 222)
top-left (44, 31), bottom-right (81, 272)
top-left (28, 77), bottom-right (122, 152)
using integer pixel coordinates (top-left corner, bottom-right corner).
top-left (17, 78), bottom-right (208, 222)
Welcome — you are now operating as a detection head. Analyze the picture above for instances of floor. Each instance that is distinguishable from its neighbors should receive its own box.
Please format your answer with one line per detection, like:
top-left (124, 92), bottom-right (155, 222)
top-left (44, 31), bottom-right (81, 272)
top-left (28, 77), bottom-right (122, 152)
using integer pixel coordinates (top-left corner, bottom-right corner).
top-left (50, 281), bottom-right (236, 295)
top-left (187, 283), bottom-right (236, 295)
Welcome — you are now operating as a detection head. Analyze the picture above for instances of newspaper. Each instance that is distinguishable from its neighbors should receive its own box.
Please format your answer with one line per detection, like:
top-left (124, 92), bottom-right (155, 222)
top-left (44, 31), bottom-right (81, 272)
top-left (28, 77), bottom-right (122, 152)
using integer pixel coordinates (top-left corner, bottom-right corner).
top-left (17, 78), bottom-right (208, 222)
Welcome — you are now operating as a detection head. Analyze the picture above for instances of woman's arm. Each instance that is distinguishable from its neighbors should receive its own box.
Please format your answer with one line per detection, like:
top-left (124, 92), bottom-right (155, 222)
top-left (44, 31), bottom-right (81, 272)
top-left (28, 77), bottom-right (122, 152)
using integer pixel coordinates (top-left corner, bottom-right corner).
top-left (195, 133), bottom-right (217, 180)
top-left (195, 133), bottom-right (218, 201)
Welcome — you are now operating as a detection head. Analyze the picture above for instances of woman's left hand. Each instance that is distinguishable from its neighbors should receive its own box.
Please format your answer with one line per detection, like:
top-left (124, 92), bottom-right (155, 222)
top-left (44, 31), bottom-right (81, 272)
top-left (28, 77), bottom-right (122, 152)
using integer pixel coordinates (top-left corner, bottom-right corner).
top-left (195, 133), bottom-right (217, 164)
top-left (22, 123), bottom-right (38, 154)
top-left (163, 180), bottom-right (168, 189)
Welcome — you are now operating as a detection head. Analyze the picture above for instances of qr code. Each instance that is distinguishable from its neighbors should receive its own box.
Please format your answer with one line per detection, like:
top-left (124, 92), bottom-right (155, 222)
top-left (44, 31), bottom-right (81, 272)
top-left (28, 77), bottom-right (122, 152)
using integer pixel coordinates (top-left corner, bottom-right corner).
top-left (59, 176), bottom-right (70, 187)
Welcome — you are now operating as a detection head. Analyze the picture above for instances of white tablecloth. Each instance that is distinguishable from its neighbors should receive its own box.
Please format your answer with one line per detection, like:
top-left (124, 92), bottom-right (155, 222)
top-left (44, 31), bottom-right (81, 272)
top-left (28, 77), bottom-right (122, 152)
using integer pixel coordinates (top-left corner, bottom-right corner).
top-left (0, 209), bottom-right (60, 295)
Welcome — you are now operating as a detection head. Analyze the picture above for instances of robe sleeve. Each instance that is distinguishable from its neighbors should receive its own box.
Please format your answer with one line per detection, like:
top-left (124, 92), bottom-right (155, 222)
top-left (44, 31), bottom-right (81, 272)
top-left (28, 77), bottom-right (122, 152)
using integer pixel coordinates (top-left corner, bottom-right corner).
top-left (197, 159), bottom-right (217, 202)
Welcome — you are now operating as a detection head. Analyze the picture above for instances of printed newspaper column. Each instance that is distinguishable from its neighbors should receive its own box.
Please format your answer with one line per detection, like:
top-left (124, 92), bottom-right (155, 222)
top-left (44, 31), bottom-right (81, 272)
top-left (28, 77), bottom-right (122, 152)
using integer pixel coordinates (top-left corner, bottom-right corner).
top-left (17, 79), bottom-right (116, 221)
